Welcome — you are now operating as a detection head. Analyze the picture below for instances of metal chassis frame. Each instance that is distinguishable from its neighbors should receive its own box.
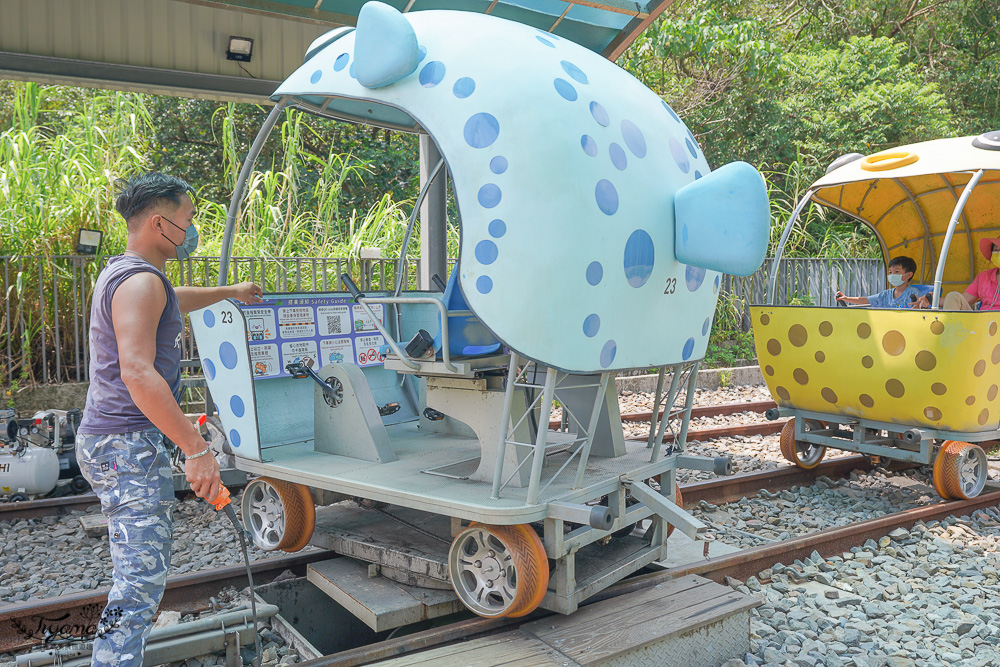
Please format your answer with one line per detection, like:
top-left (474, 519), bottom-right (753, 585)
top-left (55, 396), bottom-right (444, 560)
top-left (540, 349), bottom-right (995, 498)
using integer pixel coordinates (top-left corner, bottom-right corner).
top-left (774, 406), bottom-right (1000, 465)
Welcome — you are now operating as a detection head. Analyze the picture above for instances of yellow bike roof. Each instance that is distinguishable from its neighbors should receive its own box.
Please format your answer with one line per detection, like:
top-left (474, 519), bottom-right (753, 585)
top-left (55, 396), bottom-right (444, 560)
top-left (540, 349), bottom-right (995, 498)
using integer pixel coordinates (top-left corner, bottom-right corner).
top-left (811, 133), bottom-right (1000, 289)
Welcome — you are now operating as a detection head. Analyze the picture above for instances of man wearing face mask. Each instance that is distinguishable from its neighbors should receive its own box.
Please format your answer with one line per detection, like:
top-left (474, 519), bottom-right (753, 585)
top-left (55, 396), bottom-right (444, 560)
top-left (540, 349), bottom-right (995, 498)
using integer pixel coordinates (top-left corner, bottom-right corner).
top-left (836, 256), bottom-right (920, 308)
top-left (76, 172), bottom-right (262, 667)
top-left (915, 238), bottom-right (1000, 311)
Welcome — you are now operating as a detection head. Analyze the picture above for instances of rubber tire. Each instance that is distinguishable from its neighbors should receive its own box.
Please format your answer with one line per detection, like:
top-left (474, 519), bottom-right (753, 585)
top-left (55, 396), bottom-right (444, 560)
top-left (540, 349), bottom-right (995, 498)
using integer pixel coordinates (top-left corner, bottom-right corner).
top-left (451, 523), bottom-right (549, 619)
top-left (652, 476), bottom-right (684, 538)
top-left (263, 477), bottom-right (317, 553)
top-left (667, 487), bottom-right (683, 538)
top-left (779, 419), bottom-right (826, 470)
top-left (70, 476), bottom-right (90, 494)
top-left (932, 443), bottom-right (954, 500)
top-left (934, 441), bottom-right (987, 500)
top-left (501, 524), bottom-right (550, 618)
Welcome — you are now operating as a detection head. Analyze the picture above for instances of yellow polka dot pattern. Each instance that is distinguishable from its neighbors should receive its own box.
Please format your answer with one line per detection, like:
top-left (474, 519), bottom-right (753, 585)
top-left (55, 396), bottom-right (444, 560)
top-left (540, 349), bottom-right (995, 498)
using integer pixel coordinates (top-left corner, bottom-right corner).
top-left (751, 306), bottom-right (1000, 433)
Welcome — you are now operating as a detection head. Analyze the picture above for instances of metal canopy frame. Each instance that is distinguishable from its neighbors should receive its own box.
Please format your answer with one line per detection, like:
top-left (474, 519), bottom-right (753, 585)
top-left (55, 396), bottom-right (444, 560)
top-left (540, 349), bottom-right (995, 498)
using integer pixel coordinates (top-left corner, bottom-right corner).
top-left (766, 173), bottom-right (998, 306)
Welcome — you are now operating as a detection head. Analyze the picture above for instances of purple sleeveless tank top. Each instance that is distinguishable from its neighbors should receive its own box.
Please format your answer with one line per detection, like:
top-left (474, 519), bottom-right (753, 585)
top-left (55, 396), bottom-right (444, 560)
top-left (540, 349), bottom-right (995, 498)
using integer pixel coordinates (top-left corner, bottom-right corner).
top-left (79, 255), bottom-right (184, 434)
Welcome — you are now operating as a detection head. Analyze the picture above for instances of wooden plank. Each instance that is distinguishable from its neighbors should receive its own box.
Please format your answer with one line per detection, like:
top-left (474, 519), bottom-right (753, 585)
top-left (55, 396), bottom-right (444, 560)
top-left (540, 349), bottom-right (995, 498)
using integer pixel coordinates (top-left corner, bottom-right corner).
top-left (80, 513), bottom-right (108, 538)
top-left (523, 575), bottom-right (760, 665)
top-left (527, 574), bottom-right (710, 634)
top-left (307, 558), bottom-right (463, 633)
top-left (373, 630), bottom-right (581, 666)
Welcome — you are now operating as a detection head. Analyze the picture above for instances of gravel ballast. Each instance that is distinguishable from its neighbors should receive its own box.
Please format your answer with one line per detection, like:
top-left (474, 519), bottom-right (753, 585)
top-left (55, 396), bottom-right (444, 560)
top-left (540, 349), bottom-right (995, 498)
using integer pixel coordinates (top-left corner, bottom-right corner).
top-left (4, 381), bottom-right (1000, 667)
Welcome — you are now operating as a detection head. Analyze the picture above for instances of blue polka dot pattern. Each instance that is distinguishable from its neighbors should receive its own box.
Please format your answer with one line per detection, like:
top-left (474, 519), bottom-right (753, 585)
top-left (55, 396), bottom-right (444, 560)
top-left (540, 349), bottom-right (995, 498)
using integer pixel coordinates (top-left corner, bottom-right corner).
top-left (489, 219), bottom-right (506, 238)
top-left (609, 143), bottom-right (627, 171)
top-left (554, 78), bottom-right (577, 101)
top-left (476, 240), bottom-right (498, 265)
top-left (694, 170), bottom-right (703, 180)
top-left (583, 314), bottom-right (600, 337)
top-left (621, 120), bottom-right (647, 158)
top-left (600, 340), bottom-right (617, 368)
top-left (662, 101), bottom-right (680, 122)
top-left (349, 63), bottom-right (356, 79)
top-left (669, 138), bottom-right (690, 173)
top-left (702, 318), bottom-right (711, 336)
top-left (490, 156), bottom-right (508, 174)
top-left (685, 137), bottom-right (697, 157)
top-left (581, 135), bottom-right (598, 157)
top-left (334, 53), bottom-right (349, 71)
top-left (686, 127), bottom-right (699, 149)
top-left (590, 101), bottom-right (609, 127)
top-left (586, 261), bottom-right (603, 286)
top-left (477, 275), bottom-right (493, 294)
top-left (685, 265), bottom-right (706, 291)
top-left (561, 61), bottom-right (588, 84)
top-left (453, 77), bottom-right (475, 98)
top-left (714, 275), bottom-right (720, 294)
top-left (536, 36), bottom-right (554, 47)
top-left (310, 70), bottom-right (322, 84)
top-left (478, 184), bottom-right (501, 208)
top-left (623, 230), bottom-right (655, 288)
top-left (229, 429), bottom-right (241, 448)
top-left (464, 113), bottom-right (500, 149)
top-left (418, 45), bottom-right (427, 61)
top-left (231, 395), bottom-right (245, 418)
top-left (203, 358), bottom-right (216, 381)
top-left (419, 61), bottom-right (445, 87)
top-left (219, 342), bottom-right (238, 370)
top-left (682, 337), bottom-right (695, 360)
top-left (595, 179), bottom-right (618, 215)
top-left (203, 310), bottom-right (215, 328)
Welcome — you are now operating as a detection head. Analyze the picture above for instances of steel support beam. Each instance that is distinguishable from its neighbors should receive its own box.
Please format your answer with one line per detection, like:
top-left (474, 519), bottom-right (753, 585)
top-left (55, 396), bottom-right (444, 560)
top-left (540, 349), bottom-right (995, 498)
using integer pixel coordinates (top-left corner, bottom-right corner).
top-left (419, 135), bottom-right (449, 290)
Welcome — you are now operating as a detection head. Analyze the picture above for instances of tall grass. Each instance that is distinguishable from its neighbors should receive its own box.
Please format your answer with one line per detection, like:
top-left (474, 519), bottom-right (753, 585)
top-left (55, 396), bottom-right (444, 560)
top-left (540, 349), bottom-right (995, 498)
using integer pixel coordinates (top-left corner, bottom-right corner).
top-left (0, 82), bottom-right (446, 389)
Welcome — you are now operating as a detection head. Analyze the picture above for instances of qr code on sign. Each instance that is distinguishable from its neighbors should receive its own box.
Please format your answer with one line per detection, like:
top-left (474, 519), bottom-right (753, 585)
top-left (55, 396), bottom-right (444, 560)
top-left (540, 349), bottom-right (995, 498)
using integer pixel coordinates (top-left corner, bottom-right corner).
top-left (326, 315), bottom-right (342, 334)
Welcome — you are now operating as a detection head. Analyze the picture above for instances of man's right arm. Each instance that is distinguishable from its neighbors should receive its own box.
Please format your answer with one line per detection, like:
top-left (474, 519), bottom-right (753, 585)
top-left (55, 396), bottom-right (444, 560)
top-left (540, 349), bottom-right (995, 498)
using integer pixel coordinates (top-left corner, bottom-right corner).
top-left (111, 272), bottom-right (220, 502)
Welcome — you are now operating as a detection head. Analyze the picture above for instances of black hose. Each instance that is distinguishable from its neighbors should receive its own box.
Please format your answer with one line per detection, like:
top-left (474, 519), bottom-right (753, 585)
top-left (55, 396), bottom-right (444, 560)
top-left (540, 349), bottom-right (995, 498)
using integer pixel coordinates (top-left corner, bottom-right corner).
top-left (223, 504), bottom-right (262, 667)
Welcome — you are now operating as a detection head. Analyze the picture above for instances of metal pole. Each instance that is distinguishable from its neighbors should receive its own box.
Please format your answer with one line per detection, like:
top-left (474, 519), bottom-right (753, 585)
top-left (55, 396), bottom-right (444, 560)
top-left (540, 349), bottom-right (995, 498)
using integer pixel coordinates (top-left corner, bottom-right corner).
top-left (766, 188), bottom-right (816, 305)
top-left (645, 367), bottom-right (666, 449)
top-left (932, 170), bottom-right (985, 309)
top-left (526, 367), bottom-right (558, 505)
top-left (573, 373), bottom-right (611, 488)
top-left (219, 99), bottom-right (289, 287)
top-left (418, 136), bottom-right (449, 290)
top-left (394, 158), bottom-right (444, 297)
top-left (491, 352), bottom-right (520, 499)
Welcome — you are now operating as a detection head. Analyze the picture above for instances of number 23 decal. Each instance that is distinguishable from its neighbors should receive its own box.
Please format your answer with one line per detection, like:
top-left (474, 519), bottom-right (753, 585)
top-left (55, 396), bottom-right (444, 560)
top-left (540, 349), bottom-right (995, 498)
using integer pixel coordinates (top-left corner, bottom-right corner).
top-left (221, 311), bottom-right (234, 323)
top-left (663, 278), bottom-right (677, 295)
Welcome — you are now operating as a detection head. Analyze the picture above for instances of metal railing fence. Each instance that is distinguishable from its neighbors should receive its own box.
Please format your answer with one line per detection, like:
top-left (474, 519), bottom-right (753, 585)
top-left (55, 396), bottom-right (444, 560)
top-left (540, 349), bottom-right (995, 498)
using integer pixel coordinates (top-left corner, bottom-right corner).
top-left (2, 255), bottom-right (882, 388)
top-left (1, 254), bottom-right (429, 388)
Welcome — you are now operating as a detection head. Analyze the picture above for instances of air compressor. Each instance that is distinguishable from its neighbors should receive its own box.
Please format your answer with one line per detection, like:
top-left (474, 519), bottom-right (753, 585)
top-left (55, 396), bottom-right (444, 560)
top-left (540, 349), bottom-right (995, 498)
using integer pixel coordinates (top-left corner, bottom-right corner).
top-left (0, 408), bottom-right (88, 501)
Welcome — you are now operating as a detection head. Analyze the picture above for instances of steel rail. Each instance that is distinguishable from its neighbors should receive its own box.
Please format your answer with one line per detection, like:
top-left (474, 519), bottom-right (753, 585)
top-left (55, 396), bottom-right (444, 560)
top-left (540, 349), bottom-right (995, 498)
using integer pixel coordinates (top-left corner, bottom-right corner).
top-left (302, 483), bottom-right (1000, 667)
top-left (0, 404), bottom-right (786, 524)
top-left (547, 399), bottom-right (777, 429)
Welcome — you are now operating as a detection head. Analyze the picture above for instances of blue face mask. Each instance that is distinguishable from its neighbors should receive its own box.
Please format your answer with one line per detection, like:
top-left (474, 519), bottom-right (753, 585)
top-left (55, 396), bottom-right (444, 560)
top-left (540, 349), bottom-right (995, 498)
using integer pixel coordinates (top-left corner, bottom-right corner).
top-left (160, 215), bottom-right (199, 260)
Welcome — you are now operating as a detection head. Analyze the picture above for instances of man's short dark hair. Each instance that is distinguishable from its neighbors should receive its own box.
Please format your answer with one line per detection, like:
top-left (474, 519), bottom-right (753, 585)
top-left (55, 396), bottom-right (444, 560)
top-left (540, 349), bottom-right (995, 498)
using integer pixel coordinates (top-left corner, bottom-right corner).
top-left (115, 173), bottom-right (194, 230)
top-left (888, 255), bottom-right (917, 276)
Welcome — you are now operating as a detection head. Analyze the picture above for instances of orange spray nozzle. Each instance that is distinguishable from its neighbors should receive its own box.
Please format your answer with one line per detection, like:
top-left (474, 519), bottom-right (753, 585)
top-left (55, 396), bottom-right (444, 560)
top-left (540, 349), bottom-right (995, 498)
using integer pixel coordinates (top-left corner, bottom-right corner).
top-left (211, 483), bottom-right (232, 511)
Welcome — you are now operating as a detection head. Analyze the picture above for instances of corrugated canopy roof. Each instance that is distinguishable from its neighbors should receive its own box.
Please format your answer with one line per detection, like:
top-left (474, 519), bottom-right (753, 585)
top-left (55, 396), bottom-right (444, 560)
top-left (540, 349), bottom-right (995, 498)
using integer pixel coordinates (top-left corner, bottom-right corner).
top-left (190, 0), bottom-right (667, 59)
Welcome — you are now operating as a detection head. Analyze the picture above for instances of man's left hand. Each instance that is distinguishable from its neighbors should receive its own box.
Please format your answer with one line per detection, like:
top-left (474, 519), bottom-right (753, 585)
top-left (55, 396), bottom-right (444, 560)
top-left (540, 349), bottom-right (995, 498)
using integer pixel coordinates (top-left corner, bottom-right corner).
top-left (233, 282), bottom-right (263, 305)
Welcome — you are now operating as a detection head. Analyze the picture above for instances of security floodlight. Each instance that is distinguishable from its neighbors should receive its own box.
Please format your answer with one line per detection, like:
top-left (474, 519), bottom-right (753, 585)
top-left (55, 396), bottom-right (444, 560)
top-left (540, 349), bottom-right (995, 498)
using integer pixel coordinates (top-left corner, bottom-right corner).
top-left (76, 229), bottom-right (103, 255)
top-left (226, 36), bottom-right (254, 62)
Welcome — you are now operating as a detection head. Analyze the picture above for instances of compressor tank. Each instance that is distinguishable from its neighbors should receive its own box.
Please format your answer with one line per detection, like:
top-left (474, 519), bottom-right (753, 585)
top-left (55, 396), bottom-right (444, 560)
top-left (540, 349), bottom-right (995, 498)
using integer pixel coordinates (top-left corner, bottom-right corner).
top-left (0, 447), bottom-right (60, 497)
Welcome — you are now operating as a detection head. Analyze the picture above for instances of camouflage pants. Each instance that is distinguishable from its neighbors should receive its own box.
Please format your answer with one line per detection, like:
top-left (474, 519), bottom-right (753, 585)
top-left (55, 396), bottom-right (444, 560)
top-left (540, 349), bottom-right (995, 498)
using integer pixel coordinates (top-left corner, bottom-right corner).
top-left (76, 430), bottom-right (175, 667)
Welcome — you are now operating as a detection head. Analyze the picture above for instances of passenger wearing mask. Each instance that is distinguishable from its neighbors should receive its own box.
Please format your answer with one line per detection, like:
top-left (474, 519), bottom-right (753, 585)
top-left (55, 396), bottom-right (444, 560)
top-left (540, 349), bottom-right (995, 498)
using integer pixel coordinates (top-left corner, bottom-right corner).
top-left (836, 256), bottom-right (920, 308)
top-left (916, 237), bottom-right (1000, 311)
